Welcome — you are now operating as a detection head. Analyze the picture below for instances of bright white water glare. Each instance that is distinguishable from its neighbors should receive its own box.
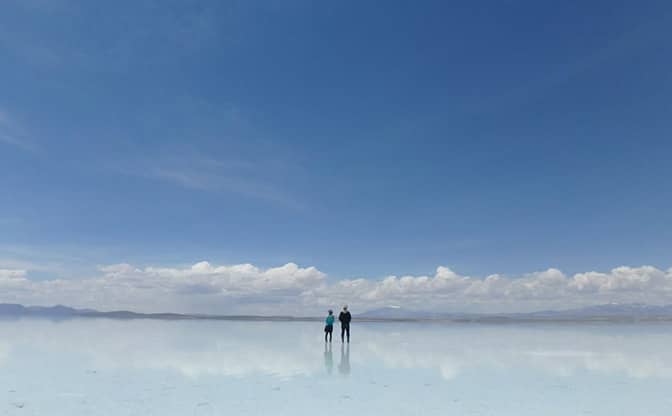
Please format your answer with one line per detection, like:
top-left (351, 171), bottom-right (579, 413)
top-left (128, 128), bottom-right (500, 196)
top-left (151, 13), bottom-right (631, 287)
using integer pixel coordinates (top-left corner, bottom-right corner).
top-left (1, 319), bottom-right (672, 415)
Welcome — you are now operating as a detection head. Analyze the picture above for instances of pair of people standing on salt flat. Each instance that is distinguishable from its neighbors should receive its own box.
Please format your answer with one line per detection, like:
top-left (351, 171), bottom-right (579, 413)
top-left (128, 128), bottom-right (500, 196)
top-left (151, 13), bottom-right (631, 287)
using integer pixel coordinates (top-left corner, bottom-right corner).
top-left (324, 305), bottom-right (351, 343)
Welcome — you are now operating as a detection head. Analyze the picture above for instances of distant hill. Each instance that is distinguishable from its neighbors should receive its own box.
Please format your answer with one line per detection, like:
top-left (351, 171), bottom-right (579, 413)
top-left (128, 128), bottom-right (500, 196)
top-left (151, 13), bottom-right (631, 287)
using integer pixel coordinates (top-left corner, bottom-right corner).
top-left (358, 306), bottom-right (455, 320)
top-left (3, 303), bottom-right (672, 322)
top-left (0, 303), bottom-right (199, 319)
top-left (518, 303), bottom-right (672, 318)
top-left (0, 304), bottom-right (84, 317)
top-left (359, 303), bottom-right (672, 321)
top-left (0, 304), bottom-right (313, 321)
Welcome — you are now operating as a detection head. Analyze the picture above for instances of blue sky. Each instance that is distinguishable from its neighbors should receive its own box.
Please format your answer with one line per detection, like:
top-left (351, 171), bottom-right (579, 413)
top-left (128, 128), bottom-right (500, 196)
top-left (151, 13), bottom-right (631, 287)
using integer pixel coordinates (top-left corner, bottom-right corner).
top-left (1, 1), bottom-right (671, 313)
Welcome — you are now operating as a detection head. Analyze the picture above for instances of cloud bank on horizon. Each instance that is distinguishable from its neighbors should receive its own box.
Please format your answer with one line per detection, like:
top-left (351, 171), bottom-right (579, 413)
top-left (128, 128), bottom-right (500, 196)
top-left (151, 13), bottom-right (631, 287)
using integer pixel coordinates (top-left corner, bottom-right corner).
top-left (1, 262), bottom-right (671, 314)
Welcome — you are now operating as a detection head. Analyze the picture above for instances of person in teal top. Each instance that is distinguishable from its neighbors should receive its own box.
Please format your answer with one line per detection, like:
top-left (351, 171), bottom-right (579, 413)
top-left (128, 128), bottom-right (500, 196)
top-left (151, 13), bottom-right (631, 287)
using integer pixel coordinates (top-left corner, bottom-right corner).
top-left (324, 310), bottom-right (335, 342)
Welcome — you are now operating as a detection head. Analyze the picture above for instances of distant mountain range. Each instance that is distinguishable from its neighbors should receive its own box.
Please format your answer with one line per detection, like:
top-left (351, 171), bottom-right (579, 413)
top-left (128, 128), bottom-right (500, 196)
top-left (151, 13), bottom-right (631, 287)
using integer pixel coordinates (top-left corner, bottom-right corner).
top-left (357, 303), bottom-right (672, 321)
top-left (0, 304), bottom-right (310, 321)
top-left (0, 304), bottom-right (187, 319)
top-left (2, 303), bottom-right (672, 322)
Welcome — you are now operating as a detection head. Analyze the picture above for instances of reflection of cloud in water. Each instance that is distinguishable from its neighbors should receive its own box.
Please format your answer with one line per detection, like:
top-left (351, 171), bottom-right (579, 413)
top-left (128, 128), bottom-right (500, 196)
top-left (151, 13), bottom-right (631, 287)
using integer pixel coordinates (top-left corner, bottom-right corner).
top-left (361, 326), bottom-right (672, 380)
top-left (0, 320), bottom-right (323, 379)
top-left (0, 341), bottom-right (9, 366)
top-left (1, 320), bottom-right (672, 380)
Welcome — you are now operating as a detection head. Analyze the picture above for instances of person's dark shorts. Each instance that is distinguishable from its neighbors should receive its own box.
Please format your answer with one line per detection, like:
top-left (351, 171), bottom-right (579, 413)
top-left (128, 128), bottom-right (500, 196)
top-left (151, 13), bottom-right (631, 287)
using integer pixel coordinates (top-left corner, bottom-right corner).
top-left (324, 324), bottom-right (333, 333)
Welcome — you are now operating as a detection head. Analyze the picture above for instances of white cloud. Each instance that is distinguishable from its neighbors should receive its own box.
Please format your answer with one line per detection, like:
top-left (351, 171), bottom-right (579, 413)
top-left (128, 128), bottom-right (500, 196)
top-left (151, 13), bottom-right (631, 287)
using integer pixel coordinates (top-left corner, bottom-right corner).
top-left (1, 262), bottom-right (672, 314)
top-left (0, 268), bottom-right (27, 279)
top-left (101, 261), bottom-right (326, 295)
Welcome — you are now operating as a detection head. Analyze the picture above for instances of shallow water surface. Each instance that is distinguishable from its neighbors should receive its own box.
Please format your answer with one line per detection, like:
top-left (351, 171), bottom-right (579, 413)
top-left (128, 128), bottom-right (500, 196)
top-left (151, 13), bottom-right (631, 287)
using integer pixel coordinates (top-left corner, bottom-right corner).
top-left (1, 319), bottom-right (672, 415)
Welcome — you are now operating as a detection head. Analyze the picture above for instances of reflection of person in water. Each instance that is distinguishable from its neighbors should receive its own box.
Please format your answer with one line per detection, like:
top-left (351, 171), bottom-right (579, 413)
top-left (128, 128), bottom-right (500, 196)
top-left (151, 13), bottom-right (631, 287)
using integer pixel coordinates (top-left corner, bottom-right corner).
top-left (338, 343), bottom-right (350, 376)
top-left (324, 342), bottom-right (333, 374)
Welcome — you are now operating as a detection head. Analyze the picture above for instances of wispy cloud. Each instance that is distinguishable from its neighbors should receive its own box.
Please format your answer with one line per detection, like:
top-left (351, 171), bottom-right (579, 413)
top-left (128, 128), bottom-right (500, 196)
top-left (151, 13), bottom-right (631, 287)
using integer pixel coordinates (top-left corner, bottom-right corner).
top-left (0, 244), bottom-right (103, 279)
top-left (0, 108), bottom-right (38, 152)
top-left (0, 0), bottom-right (223, 72)
top-left (116, 153), bottom-right (304, 209)
top-left (149, 167), bottom-right (216, 191)
top-left (153, 166), bottom-right (302, 208)
top-left (0, 268), bottom-right (26, 279)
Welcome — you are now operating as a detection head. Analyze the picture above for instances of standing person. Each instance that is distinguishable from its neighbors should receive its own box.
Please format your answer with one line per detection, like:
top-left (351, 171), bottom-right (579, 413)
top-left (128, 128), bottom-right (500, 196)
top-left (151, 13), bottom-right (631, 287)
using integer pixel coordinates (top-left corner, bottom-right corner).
top-left (339, 305), bottom-right (351, 343)
top-left (324, 309), bottom-right (335, 342)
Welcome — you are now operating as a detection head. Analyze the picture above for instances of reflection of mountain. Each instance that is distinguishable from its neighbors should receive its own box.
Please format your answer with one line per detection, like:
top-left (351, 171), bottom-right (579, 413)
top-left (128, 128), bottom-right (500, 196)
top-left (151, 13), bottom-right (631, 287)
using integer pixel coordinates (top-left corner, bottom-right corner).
top-left (1, 320), bottom-right (672, 381)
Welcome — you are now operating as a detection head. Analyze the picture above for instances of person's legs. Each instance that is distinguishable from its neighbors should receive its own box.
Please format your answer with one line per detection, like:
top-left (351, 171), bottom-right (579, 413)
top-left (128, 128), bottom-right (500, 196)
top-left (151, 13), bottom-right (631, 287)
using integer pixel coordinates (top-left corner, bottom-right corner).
top-left (345, 325), bottom-right (350, 342)
top-left (328, 329), bottom-right (332, 342)
top-left (341, 325), bottom-right (345, 342)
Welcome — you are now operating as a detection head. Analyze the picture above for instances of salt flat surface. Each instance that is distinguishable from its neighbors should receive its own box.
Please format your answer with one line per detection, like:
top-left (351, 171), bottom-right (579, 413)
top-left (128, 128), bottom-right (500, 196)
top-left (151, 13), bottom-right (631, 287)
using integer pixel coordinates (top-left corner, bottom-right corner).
top-left (1, 319), bottom-right (672, 415)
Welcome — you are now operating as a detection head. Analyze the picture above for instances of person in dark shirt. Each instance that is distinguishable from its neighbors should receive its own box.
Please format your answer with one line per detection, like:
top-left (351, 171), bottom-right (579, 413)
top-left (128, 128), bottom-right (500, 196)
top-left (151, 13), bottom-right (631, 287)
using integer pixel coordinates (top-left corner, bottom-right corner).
top-left (338, 305), bottom-right (351, 343)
